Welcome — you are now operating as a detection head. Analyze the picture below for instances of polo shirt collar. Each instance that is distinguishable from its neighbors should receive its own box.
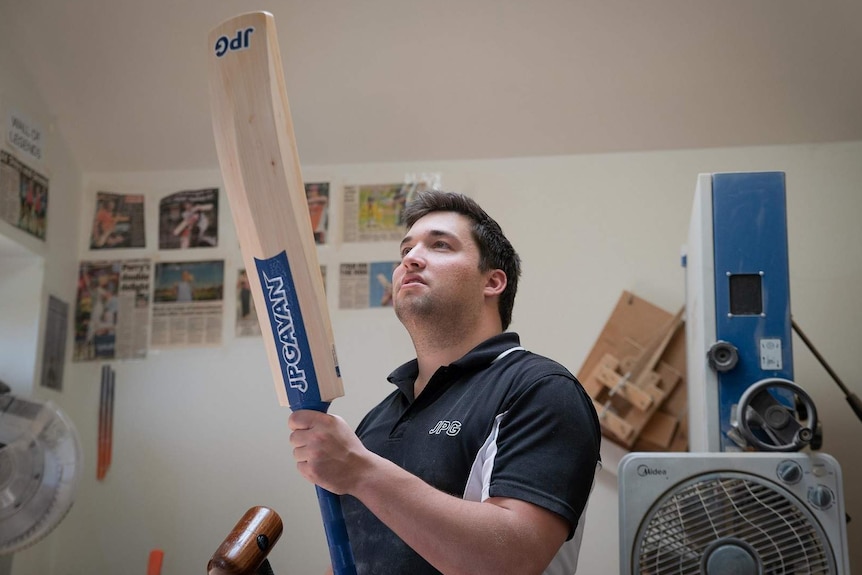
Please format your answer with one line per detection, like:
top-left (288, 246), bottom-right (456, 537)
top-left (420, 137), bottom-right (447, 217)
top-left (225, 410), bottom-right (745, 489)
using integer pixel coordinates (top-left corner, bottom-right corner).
top-left (387, 332), bottom-right (523, 398)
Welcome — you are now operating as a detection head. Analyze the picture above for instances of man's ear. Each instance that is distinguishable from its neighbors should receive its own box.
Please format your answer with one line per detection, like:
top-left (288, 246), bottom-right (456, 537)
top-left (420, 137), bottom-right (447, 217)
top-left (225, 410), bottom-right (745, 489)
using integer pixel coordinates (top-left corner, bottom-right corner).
top-left (484, 269), bottom-right (507, 298)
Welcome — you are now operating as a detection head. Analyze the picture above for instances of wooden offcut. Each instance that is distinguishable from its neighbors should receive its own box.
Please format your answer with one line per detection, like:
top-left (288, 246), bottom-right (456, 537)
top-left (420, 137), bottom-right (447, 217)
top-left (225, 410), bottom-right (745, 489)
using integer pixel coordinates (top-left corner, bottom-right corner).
top-left (579, 291), bottom-right (688, 451)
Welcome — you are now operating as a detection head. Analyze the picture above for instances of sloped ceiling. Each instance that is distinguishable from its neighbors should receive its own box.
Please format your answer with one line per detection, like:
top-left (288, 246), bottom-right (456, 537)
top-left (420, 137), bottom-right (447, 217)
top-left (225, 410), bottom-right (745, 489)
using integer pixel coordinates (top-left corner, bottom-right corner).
top-left (1, 0), bottom-right (861, 173)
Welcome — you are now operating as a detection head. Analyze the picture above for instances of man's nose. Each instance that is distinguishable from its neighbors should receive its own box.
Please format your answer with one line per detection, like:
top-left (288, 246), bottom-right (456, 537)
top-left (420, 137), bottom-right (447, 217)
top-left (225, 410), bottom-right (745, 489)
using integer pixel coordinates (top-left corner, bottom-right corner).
top-left (401, 245), bottom-right (426, 268)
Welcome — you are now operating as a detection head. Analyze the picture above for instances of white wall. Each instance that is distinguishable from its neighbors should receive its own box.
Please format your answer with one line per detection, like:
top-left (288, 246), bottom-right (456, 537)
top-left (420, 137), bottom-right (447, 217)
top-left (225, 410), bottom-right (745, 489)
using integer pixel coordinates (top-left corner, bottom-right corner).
top-left (22, 142), bottom-right (854, 574)
top-left (0, 31), bottom-right (84, 575)
top-left (0, 254), bottom-right (42, 396)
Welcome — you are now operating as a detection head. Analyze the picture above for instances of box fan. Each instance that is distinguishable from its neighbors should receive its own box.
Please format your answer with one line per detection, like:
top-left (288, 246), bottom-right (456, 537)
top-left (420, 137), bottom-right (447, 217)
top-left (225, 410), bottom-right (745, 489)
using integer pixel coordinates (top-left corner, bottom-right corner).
top-left (618, 452), bottom-right (850, 574)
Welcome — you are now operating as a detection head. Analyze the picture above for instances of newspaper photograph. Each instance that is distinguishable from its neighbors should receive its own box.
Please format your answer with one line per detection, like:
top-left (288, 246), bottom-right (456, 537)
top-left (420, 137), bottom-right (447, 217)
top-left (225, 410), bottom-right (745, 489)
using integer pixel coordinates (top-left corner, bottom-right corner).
top-left (158, 188), bottom-right (219, 249)
top-left (339, 261), bottom-right (398, 309)
top-left (151, 260), bottom-right (224, 348)
top-left (0, 149), bottom-right (48, 240)
top-left (342, 183), bottom-right (407, 243)
top-left (90, 191), bottom-right (146, 249)
top-left (305, 182), bottom-right (330, 245)
top-left (73, 259), bottom-right (151, 361)
top-left (342, 174), bottom-right (440, 243)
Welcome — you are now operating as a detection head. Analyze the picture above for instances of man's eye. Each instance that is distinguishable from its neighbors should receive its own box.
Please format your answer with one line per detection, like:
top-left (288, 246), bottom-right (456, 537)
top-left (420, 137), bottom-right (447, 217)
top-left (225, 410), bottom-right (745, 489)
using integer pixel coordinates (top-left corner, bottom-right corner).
top-left (400, 246), bottom-right (412, 258)
top-left (433, 241), bottom-right (450, 250)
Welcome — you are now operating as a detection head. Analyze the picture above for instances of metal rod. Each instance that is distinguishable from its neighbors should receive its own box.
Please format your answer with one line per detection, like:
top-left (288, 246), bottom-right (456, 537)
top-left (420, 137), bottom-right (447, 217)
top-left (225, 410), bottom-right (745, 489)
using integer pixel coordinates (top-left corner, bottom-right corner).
top-left (792, 317), bottom-right (862, 424)
top-left (791, 318), bottom-right (850, 395)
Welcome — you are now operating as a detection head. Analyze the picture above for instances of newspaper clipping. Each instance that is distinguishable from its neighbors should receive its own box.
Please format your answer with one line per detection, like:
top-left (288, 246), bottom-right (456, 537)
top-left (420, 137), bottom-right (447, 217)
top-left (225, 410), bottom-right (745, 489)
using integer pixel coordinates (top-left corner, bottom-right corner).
top-left (342, 174), bottom-right (440, 243)
top-left (90, 191), bottom-right (146, 249)
top-left (73, 259), bottom-right (151, 361)
top-left (235, 269), bottom-right (260, 337)
top-left (158, 188), bottom-right (219, 249)
top-left (342, 183), bottom-right (408, 243)
top-left (0, 149), bottom-right (49, 240)
top-left (339, 261), bottom-right (398, 309)
top-left (152, 260), bottom-right (224, 348)
top-left (306, 182), bottom-right (330, 245)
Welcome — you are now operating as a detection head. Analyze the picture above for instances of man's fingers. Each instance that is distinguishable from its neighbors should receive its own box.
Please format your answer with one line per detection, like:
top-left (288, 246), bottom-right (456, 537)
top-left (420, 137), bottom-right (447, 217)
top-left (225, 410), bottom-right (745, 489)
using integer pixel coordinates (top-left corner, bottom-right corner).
top-left (287, 409), bottom-right (316, 431)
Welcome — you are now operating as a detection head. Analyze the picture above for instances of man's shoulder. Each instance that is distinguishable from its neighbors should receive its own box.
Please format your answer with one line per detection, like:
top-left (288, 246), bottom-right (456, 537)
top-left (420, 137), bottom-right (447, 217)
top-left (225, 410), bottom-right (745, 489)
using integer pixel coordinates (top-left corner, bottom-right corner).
top-left (497, 348), bottom-right (578, 382)
top-left (493, 349), bottom-right (598, 424)
top-left (466, 333), bottom-right (574, 377)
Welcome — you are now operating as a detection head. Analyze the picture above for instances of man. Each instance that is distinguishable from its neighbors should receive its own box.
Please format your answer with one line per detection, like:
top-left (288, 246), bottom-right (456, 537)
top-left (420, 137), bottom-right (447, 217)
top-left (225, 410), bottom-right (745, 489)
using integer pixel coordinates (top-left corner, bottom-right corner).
top-left (91, 198), bottom-right (124, 248)
top-left (289, 191), bottom-right (601, 574)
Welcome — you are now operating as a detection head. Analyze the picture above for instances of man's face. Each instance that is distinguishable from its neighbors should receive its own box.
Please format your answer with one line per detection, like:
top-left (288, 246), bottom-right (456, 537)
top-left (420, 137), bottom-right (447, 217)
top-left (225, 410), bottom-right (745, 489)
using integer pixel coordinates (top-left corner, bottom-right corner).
top-left (392, 211), bottom-right (488, 325)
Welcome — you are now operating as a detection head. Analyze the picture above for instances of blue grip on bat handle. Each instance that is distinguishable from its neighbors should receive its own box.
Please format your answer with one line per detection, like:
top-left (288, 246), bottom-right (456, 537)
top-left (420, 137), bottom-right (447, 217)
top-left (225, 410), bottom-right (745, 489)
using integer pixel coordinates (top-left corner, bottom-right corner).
top-left (315, 485), bottom-right (357, 575)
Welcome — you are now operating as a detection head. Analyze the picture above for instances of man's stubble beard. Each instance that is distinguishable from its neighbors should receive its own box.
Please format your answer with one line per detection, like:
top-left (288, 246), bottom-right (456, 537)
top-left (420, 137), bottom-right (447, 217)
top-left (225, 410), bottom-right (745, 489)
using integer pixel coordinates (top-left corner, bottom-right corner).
top-left (394, 288), bottom-right (483, 349)
top-left (394, 291), bottom-right (436, 326)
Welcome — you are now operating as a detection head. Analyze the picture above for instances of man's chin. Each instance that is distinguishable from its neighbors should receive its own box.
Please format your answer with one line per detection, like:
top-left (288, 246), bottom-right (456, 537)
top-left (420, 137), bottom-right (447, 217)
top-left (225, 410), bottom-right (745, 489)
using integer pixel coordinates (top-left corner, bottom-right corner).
top-left (394, 297), bottom-right (434, 323)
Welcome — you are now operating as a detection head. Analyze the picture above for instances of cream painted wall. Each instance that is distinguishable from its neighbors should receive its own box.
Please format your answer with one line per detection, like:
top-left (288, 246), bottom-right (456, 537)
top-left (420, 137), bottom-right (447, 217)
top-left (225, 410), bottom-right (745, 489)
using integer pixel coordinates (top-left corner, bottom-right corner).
top-left (0, 255), bottom-right (42, 397)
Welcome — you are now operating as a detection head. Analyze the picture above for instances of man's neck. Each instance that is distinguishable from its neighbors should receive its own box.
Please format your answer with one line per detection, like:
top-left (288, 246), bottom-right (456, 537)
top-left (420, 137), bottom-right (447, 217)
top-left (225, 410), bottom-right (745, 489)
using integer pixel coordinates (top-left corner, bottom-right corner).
top-left (410, 318), bottom-right (502, 398)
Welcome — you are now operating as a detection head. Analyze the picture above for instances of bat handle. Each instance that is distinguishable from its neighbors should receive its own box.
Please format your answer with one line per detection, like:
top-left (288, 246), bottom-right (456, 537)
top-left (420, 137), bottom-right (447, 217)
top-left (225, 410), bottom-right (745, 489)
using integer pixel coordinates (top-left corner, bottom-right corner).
top-left (315, 486), bottom-right (357, 575)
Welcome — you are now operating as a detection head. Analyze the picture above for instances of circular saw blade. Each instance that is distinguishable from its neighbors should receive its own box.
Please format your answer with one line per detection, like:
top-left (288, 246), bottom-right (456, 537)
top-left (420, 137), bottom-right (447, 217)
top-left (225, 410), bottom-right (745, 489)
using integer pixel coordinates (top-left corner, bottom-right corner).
top-left (0, 396), bottom-right (82, 555)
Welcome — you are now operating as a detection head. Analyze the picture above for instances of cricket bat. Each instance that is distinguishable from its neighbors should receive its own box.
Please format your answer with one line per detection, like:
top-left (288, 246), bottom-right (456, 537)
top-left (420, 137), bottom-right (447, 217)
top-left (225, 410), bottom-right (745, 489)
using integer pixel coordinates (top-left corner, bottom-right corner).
top-left (207, 11), bottom-right (356, 574)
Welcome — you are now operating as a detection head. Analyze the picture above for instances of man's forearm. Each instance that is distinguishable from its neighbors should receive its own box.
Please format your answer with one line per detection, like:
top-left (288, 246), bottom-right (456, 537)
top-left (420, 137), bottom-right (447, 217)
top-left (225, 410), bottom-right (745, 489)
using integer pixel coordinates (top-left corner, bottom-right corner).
top-left (348, 453), bottom-right (567, 575)
top-left (288, 410), bottom-right (569, 574)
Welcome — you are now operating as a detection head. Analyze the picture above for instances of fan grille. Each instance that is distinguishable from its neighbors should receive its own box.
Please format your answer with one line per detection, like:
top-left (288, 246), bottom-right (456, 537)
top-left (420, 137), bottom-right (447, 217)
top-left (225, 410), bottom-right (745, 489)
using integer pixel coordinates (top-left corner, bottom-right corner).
top-left (635, 472), bottom-right (835, 574)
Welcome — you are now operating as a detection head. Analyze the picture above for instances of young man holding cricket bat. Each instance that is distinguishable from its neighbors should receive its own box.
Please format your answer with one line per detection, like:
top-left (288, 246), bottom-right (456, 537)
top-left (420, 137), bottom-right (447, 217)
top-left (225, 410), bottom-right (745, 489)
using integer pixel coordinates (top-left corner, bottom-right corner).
top-left (289, 191), bottom-right (601, 575)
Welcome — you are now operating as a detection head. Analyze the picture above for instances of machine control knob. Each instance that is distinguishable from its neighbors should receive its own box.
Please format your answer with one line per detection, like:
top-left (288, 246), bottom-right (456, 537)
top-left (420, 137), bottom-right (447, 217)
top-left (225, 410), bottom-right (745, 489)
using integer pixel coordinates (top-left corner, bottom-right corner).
top-left (808, 485), bottom-right (834, 510)
top-left (776, 460), bottom-right (803, 484)
top-left (708, 341), bottom-right (739, 372)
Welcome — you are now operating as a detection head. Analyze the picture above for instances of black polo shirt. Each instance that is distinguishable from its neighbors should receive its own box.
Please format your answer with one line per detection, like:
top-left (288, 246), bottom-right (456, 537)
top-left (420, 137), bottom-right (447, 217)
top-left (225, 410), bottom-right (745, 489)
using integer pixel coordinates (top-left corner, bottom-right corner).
top-left (341, 332), bottom-right (601, 574)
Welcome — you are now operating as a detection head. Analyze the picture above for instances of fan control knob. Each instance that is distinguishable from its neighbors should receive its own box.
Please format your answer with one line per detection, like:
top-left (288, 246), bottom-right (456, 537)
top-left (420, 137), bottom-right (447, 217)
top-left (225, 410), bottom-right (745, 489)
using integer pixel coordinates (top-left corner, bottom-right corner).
top-left (808, 485), bottom-right (834, 510)
top-left (776, 460), bottom-right (803, 485)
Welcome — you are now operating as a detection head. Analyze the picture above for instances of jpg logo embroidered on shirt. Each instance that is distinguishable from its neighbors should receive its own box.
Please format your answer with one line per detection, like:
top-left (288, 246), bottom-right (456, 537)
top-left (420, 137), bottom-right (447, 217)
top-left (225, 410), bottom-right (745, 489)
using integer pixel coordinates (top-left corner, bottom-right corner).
top-left (429, 420), bottom-right (462, 436)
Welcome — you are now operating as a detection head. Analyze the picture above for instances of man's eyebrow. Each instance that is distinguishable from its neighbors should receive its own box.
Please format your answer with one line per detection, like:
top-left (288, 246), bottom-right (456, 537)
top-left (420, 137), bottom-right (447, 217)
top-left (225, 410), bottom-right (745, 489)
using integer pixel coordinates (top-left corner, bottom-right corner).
top-left (400, 229), bottom-right (458, 248)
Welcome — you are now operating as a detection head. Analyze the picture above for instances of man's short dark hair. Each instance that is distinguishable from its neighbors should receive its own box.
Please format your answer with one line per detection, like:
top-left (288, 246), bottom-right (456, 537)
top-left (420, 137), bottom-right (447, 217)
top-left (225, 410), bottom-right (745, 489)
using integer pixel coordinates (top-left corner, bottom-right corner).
top-left (401, 190), bottom-right (521, 330)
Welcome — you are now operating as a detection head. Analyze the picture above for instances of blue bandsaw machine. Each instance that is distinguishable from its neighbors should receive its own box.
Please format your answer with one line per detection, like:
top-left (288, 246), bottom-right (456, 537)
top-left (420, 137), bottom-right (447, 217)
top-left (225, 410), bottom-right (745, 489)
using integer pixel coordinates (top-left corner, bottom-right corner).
top-left (683, 172), bottom-right (806, 452)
